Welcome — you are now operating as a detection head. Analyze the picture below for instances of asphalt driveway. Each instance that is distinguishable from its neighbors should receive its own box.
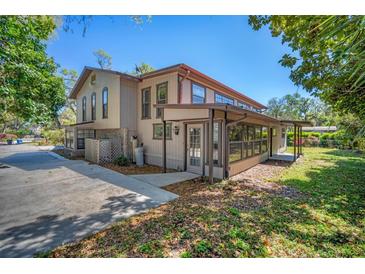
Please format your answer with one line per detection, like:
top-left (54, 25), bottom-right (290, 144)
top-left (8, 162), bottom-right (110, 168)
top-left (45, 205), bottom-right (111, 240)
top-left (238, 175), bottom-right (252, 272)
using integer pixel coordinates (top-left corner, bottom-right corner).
top-left (0, 144), bottom-right (177, 257)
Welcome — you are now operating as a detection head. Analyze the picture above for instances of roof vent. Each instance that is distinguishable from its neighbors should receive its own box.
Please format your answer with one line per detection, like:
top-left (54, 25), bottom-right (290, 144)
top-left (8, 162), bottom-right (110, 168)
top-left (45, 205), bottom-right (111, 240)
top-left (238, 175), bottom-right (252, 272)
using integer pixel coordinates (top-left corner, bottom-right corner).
top-left (90, 74), bottom-right (96, 85)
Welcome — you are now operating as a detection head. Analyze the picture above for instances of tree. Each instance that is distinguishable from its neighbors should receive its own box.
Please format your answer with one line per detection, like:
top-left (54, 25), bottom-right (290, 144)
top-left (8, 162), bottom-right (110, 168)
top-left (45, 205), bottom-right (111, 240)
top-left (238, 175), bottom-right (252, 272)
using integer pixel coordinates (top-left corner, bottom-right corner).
top-left (60, 16), bottom-right (152, 37)
top-left (0, 16), bottom-right (66, 127)
top-left (249, 16), bottom-right (365, 121)
top-left (265, 92), bottom-right (333, 126)
top-left (132, 62), bottom-right (155, 76)
top-left (93, 49), bottom-right (112, 69)
top-left (60, 68), bottom-right (78, 114)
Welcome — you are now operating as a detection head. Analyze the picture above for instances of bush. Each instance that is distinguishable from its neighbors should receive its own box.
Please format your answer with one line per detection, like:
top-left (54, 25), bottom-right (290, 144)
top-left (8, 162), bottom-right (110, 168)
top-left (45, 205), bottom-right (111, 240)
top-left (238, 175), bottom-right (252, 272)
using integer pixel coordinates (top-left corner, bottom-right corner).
top-left (113, 155), bottom-right (130, 166)
top-left (0, 133), bottom-right (17, 141)
top-left (41, 129), bottom-right (64, 145)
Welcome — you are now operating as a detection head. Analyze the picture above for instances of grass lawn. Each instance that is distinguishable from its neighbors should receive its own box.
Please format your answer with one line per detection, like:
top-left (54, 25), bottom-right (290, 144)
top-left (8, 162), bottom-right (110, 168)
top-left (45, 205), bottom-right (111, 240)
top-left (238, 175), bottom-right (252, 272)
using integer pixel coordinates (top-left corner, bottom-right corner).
top-left (48, 147), bottom-right (365, 258)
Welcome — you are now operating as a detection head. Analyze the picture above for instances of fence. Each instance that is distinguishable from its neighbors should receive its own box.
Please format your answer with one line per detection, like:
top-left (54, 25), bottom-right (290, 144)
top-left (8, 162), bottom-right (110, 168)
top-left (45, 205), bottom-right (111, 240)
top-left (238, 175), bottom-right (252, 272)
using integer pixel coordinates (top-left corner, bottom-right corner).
top-left (85, 137), bottom-right (123, 164)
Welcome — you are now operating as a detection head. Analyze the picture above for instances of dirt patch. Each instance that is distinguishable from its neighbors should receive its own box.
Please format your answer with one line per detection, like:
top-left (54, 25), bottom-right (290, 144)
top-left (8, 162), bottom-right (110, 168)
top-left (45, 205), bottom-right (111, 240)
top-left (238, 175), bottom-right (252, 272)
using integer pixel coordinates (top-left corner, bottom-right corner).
top-left (52, 149), bottom-right (84, 160)
top-left (101, 163), bottom-right (176, 175)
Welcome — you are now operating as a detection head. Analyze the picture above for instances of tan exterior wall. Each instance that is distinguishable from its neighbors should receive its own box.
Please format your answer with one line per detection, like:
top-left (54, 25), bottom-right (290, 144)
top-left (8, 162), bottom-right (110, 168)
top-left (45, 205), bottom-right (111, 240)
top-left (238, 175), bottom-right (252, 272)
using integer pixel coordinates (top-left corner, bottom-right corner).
top-left (180, 79), bottom-right (191, 103)
top-left (120, 78), bottom-right (138, 130)
top-left (76, 71), bottom-right (121, 129)
top-left (137, 72), bottom-right (185, 170)
top-left (206, 88), bottom-right (215, 103)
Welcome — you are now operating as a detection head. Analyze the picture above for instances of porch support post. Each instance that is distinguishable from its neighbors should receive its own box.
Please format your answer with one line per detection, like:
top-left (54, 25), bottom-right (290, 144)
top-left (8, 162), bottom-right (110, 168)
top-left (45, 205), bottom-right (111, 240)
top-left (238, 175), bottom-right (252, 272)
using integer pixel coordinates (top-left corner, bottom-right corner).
top-left (208, 108), bottom-right (214, 183)
top-left (300, 126), bottom-right (303, 155)
top-left (293, 124), bottom-right (297, 162)
top-left (162, 109), bottom-right (167, 173)
top-left (222, 111), bottom-right (228, 179)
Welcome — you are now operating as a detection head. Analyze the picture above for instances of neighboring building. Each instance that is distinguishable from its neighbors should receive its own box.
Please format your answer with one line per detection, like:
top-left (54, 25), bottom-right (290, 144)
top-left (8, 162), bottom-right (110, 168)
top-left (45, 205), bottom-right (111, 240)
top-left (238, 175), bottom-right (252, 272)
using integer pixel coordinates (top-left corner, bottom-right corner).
top-left (65, 64), bottom-right (309, 181)
top-left (302, 126), bottom-right (337, 133)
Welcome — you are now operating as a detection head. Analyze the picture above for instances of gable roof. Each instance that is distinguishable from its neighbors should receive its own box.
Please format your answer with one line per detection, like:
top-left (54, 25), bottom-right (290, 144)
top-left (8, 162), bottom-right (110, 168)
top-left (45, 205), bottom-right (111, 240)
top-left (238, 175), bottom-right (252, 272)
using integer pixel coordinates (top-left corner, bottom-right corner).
top-left (69, 64), bottom-right (267, 109)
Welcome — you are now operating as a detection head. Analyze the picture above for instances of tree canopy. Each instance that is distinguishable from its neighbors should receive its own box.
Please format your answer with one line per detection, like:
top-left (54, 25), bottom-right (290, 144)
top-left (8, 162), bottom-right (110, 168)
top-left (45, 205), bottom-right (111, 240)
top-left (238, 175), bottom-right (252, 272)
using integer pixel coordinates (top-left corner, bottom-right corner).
top-left (93, 49), bottom-right (112, 69)
top-left (249, 16), bottom-right (365, 121)
top-left (131, 62), bottom-right (155, 76)
top-left (0, 16), bottom-right (65, 126)
top-left (266, 92), bottom-right (333, 126)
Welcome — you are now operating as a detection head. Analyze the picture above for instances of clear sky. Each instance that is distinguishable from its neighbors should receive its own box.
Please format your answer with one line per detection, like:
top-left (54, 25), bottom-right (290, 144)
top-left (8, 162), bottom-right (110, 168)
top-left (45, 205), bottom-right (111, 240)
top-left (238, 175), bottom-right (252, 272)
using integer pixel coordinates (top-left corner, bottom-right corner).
top-left (47, 15), bottom-right (307, 105)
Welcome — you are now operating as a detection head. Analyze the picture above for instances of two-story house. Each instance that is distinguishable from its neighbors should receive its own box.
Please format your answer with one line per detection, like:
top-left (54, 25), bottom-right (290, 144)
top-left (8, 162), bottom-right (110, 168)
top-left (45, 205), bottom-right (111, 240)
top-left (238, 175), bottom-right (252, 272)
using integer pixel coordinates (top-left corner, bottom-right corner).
top-left (65, 64), bottom-right (309, 182)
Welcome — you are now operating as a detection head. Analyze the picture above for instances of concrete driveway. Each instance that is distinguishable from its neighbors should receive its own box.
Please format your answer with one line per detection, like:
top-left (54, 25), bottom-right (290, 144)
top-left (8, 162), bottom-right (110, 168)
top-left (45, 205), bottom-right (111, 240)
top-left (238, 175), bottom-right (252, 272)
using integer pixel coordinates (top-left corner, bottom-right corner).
top-left (0, 144), bottom-right (177, 257)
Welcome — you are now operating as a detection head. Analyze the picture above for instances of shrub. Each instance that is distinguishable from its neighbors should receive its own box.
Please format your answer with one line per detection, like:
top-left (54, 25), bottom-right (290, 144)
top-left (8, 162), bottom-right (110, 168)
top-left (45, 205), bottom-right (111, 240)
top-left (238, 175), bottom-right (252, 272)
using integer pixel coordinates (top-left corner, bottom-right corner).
top-left (0, 133), bottom-right (17, 141)
top-left (41, 129), bottom-right (64, 145)
top-left (113, 155), bottom-right (130, 166)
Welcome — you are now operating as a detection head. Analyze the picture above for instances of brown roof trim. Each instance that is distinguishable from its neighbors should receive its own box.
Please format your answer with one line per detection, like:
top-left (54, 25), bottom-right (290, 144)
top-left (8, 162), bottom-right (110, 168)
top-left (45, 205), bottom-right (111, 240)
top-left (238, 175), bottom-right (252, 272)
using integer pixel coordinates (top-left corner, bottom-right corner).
top-left (68, 121), bottom-right (95, 127)
top-left (69, 66), bottom-right (140, 99)
top-left (178, 64), bottom-right (267, 110)
top-left (140, 63), bottom-right (267, 109)
top-left (139, 63), bottom-right (183, 79)
top-left (154, 103), bottom-right (278, 122)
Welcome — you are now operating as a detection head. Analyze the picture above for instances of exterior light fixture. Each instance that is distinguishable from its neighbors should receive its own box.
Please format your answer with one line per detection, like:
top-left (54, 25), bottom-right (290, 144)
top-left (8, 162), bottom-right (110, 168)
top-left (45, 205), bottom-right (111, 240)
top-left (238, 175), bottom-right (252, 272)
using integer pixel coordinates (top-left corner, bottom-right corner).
top-left (174, 125), bottom-right (180, 135)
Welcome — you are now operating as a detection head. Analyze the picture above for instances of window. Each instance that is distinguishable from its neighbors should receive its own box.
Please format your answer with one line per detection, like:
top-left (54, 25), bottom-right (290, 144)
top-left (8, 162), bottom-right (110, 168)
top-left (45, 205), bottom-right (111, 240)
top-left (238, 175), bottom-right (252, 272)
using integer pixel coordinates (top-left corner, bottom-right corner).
top-left (141, 88), bottom-right (151, 119)
top-left (77, 129), bottom-right (95, 149)
top-left (281, 128), bottom-right (286, 138)
top-left (82, 96), bottom-right (87, 121)
top-left (237, 101), bottom-right (261, 112)
top-left (156, 82), bottom-right (168, 118)
top-left (153, 123), bottom-right (172, 139)
top-left (102, 87), bottom-right (108, 119)
top-left (215, 93), bottom-right (234, 105)
top-left (229, 142), bottom-right (242, 163)
top-left (272, 128), bottom-right (277, 137)
top-left (238, 101), bottom-right (250, 110)
top-left (228, 123), bottom-right (269, 163)
top-left (262, 127), bottom-right (268, 153)
top-left (65, 130), bottom-right (74, 149)
top-left (192, 83), bottom-right (205, 104)
top-left (91, 92), bottom-right (96, 120)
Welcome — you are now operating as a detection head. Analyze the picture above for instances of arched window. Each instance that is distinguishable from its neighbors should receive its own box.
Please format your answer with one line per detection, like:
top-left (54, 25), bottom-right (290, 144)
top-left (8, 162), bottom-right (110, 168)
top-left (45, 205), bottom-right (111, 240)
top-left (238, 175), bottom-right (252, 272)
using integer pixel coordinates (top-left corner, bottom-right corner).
top-left (102, 87), bottom-right (108, 119)
top-left (82, 96), bottom-right (87, 121)
top-left (91, 92), bottom-right (96, 120)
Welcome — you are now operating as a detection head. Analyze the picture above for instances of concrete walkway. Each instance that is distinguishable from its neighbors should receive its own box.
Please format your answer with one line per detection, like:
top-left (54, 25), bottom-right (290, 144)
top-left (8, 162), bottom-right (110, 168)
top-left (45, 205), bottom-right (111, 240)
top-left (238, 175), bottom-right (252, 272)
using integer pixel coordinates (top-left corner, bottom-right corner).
top-left (0, 145), bottom-right (177, 257)
top-left (130, 172), bottom-right (200, 187)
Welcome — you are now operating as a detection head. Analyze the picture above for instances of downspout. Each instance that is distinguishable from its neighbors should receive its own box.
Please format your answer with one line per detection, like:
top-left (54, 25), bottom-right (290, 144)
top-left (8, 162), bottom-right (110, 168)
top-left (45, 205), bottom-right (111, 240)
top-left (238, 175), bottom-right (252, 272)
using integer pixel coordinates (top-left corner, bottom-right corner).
top-left (178, 69), bottom-right (190, 103)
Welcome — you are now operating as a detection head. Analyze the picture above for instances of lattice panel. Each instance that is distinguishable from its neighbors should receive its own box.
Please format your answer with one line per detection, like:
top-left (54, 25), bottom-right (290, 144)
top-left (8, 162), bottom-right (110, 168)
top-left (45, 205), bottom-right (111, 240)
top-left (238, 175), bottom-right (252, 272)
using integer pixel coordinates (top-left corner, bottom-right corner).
top-left (98, 137), bottom-right (123, 164)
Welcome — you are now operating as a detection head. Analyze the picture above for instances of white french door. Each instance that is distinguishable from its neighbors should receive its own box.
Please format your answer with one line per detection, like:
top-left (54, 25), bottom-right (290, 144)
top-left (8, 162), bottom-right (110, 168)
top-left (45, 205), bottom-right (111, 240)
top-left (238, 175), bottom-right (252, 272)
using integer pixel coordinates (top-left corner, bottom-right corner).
top-left (186, 124), bottom-right (203, 174)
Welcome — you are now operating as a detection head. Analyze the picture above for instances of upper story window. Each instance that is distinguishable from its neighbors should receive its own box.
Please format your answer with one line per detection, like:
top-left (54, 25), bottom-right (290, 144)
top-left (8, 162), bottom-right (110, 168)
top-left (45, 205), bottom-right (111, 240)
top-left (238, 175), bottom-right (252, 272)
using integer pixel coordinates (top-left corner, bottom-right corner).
top-left (215, 93), bottom-right (234, 105)
top-left (91, 92), bottom-right (96, 120)
top-left (82, 96), bottom-right (87, 122)
top-left (238, 101), bottom-right (260, 112)
top-left (141, 87), bottom-right (151, 119)
top-left (192, 83), bottom-right (206, 104)
top-left (156, 82), bottom-right (168, 118)
top-left (102, 87), bottom-right (108, 119)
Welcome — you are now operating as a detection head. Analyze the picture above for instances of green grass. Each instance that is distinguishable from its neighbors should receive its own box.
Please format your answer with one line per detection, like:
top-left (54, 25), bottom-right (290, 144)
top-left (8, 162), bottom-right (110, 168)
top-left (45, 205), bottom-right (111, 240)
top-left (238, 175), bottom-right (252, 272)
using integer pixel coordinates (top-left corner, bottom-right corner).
top-left (49, 147), bottom-right (365, 258)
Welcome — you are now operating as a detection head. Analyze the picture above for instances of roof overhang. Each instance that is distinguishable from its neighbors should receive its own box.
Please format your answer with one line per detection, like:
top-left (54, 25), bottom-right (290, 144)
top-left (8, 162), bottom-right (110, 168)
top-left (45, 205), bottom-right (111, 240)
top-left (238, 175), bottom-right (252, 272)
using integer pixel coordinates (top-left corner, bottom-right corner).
top-left (69, 66), bottom-right (140, 99)
top-left (154, 103), bottom-right (278, 123)
top-left (280, 120), bottom-right (313, 127)
top-left (66, 121), bottom-right (95, 127)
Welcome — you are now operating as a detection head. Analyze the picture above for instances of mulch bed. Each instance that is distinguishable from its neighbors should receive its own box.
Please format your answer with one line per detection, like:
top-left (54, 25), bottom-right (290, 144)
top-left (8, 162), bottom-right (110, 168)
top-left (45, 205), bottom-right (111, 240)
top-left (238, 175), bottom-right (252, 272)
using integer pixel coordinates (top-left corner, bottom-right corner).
top-left (230, 160), bottom-right (302, 199)
top-left (101, 163), bottom-right (176, 175)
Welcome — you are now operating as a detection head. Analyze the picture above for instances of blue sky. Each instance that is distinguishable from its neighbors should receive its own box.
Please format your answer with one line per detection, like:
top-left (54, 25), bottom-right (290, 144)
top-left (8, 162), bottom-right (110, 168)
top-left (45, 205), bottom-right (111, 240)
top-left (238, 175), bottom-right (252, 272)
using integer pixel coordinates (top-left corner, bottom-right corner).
top-left (47, 16), bottom-right (307, 105)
